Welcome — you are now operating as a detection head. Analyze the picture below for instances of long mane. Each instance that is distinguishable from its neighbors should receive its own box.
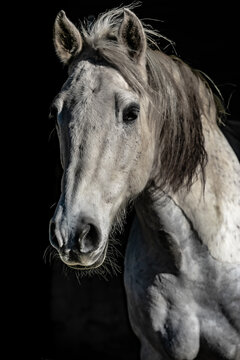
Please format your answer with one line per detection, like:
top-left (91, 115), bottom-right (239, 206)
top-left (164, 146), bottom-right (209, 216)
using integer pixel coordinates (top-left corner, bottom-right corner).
top-left (77, 6), bottom-right (223, 192)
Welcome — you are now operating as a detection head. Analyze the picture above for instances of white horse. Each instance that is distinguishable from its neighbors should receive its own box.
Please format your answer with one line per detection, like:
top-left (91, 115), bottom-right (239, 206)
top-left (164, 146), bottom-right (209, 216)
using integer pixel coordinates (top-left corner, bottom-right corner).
top-left (49, 7), bottom-right (240, 359)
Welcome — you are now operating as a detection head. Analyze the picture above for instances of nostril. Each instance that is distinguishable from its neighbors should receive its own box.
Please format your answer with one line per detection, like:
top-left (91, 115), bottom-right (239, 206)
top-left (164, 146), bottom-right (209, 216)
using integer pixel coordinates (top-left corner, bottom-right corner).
top-left (49, 219), bottom-right (59, 250)
top-left (78, 222), bottom-right (100, 254)
top-left (87, 223), bottom-right (100, 248)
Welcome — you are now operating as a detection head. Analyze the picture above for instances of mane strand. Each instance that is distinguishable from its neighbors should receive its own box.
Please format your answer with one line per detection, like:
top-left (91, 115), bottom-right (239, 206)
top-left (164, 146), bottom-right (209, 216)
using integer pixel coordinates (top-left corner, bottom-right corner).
top-left (146, 52), bottom-right (209, 192)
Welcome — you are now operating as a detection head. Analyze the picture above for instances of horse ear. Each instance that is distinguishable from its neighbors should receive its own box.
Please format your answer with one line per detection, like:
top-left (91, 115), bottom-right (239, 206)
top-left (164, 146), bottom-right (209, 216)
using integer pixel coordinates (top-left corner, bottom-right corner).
top-left (53, 10), bottom-right (82, 64)
top-left (119, 9), bottom-right (147, 65)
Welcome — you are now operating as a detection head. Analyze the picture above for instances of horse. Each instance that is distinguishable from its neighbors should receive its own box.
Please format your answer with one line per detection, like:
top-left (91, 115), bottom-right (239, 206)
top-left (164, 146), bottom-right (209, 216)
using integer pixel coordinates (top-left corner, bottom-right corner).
top-left (49, 6), bottom-right (240, 359)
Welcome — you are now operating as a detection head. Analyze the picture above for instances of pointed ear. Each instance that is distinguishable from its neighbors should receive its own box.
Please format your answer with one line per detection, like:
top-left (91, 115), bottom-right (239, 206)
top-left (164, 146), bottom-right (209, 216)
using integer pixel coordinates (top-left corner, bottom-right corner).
top-left (118, 9), bottom-right (147, 66)
top-left (53, 10), bottom-right (82, 64)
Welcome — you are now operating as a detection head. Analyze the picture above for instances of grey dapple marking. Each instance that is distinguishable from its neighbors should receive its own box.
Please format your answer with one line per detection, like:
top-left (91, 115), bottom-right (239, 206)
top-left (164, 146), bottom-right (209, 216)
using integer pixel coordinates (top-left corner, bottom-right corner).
top-left (49, 7), bottom-right (240, 359)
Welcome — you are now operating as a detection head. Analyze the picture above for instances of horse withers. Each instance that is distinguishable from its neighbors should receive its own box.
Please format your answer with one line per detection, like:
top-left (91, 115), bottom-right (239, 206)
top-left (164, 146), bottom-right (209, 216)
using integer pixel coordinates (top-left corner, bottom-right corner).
top-left (49, 7), bottom-right (240, 359)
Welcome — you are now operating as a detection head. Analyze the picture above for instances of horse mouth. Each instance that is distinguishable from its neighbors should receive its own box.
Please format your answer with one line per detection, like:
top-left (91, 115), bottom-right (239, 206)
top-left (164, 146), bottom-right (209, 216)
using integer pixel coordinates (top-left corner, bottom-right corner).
top-left (60, 242), bottom-right (108, 271)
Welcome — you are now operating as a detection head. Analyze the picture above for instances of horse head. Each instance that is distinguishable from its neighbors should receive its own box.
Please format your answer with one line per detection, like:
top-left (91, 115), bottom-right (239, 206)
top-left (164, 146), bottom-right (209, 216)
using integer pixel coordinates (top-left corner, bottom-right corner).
top-left (49, 9), bottom-right (154, 270)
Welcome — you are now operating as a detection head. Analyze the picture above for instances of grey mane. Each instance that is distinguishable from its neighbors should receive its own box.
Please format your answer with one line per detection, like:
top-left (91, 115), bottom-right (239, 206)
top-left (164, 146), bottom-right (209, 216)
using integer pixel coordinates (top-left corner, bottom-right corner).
top-left (69, 6), bottom-right (223, 192)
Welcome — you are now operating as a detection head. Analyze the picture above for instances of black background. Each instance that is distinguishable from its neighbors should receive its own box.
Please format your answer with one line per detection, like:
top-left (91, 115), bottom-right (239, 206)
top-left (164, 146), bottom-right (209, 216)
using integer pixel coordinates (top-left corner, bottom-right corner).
top-left (15, 1), bottom-right (239, 359)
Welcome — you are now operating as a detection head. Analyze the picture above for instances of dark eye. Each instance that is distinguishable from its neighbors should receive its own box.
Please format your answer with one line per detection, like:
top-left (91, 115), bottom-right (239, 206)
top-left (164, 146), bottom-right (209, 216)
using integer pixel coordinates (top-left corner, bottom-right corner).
top-left (122, 104), bottom-right (140, 123)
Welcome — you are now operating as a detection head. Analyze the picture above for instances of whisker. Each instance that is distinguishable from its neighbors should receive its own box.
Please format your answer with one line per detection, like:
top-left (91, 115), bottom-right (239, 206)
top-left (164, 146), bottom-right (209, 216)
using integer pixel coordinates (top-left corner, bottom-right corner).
top-left (43, 245), bottom-right (59, 264)
top-left (48, 128), bottom-right (56, 142)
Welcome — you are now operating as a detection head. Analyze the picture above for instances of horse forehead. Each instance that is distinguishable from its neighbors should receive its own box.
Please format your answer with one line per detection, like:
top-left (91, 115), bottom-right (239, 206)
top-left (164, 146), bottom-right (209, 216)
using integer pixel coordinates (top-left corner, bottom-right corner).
top-left (68, 61), bottom-right (129, 96)
top-left (54, 61), bottom-right (132, 118)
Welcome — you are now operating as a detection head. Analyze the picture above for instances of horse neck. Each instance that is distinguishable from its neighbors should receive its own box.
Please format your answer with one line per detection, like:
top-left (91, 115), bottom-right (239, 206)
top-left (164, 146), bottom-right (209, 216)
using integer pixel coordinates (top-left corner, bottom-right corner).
top-left (137, 87), bottom-right (240, 265)
top-left (171, 115), bottom-right (240, 264)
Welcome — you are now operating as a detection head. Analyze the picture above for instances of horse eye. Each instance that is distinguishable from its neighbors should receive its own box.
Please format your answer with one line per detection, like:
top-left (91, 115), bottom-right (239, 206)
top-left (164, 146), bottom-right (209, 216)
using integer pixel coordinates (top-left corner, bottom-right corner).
top-left (123, 104), bottom-right (140, 123)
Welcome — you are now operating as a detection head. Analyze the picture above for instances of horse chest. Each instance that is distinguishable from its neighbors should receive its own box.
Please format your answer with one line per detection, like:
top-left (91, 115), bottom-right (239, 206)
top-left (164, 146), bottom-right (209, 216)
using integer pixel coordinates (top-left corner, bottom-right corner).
top-left (124, 214), bottom-right (240, 359)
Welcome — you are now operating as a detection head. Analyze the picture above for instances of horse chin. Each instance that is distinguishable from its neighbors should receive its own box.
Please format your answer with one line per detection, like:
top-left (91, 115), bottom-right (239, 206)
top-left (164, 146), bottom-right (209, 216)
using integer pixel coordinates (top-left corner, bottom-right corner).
top-left (60, 242), bottom-right (108, 271)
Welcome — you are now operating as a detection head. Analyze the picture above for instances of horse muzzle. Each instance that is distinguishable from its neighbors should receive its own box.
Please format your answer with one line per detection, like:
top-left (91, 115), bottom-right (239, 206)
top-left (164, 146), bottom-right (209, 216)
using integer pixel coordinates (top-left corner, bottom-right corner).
top-left (49, 214), bottom-right (107, 269)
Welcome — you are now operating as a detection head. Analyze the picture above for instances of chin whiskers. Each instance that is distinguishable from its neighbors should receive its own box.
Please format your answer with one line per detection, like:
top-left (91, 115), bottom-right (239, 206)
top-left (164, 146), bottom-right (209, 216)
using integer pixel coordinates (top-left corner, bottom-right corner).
top-left (72, 238), bottom-right (123, 282)
top-left (43, 245), bottom-right (60, 264)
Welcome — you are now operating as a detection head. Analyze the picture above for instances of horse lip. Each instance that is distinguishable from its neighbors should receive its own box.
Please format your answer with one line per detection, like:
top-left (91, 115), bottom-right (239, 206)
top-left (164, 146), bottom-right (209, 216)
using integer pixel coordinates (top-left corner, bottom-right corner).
top-left (60, 241), bottom-right (108, 270)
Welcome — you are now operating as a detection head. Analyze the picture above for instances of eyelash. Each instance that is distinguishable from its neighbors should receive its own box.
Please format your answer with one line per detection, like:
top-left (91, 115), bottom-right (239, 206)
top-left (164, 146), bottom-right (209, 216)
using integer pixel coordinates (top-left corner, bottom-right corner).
top-left (122, 104), bottom-right (140, 123)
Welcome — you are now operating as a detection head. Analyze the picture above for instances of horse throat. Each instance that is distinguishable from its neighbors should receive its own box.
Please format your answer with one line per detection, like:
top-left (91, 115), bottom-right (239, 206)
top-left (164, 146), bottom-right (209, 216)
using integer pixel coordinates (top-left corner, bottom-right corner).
top-left (134, 191), bottom-right (201, 276)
